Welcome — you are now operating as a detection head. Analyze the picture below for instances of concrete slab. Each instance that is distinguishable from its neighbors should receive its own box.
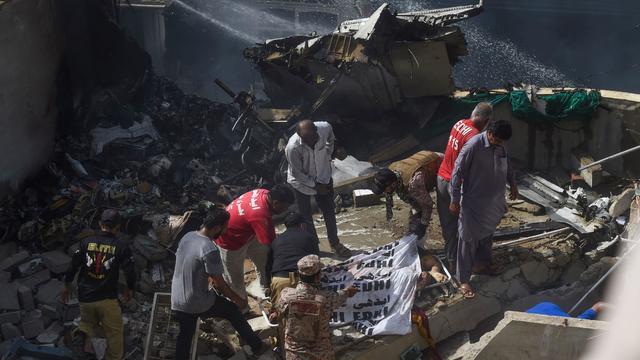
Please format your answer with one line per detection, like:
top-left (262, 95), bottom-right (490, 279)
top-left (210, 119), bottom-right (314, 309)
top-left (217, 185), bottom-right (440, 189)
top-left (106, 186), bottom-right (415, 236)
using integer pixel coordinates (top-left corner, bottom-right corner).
top-left (470, 311), bottom-right (607, 360)
top-left (40, 250), bottom-right (72, 274)
top-left (428, 295), bottom-right (502, 342)
top-left (17, 269), bottom-right (51, 289)
top-left (36, 279), bottom-right (65, 306)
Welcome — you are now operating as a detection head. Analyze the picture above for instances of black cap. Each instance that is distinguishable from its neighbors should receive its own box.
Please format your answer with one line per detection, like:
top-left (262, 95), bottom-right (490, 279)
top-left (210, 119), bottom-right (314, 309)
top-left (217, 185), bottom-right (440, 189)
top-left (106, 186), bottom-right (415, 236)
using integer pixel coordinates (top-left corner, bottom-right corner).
top-left (100, 209), bottom-right (122, 226)
top-left (372, 168), bottom-right (397, 195)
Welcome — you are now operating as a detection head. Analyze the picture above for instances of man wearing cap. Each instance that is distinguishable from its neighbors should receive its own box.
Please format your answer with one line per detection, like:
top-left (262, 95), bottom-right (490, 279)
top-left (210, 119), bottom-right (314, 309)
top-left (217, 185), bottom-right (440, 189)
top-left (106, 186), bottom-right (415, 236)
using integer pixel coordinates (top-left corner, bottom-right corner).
top-left (274, 255), bottom-right (358, 360)
top-left (62, 209), bottom-right (136, 360)
top-left (372, 151), bottom-right (444, 253)
top-left (266, 212), bottom-right (319, 303)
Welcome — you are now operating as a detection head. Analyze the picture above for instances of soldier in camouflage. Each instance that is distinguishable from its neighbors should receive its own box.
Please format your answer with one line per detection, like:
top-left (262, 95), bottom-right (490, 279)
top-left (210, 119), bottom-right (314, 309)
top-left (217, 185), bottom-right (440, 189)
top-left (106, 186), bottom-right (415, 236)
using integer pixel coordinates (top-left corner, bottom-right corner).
top-left (274, 255), bottom-right (358, 360)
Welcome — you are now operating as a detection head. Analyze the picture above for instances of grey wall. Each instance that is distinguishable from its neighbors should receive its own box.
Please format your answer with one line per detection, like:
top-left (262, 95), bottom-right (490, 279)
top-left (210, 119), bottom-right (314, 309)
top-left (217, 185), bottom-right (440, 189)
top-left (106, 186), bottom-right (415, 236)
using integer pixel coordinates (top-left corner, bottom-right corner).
top-left (0, 0), bottom-right (62, 193)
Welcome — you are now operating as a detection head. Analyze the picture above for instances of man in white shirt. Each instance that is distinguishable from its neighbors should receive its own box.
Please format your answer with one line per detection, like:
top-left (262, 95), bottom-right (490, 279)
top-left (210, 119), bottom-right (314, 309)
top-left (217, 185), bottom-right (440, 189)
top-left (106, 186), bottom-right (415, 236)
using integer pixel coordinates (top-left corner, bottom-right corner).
top-left (285, 120), bottom-right (352, 257)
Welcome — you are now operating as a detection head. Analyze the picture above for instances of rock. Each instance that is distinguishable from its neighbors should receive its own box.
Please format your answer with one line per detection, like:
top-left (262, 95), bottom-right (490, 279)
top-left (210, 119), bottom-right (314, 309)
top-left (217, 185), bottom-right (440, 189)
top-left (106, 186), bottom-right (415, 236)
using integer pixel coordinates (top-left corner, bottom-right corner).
top-left (40, 251), bottom-right (72, 274)
top-left (17, 269), bottom-right (51, 288)
top-left (22, 312), bottom-right (45, 339)
top-left (502, 267), bottom-right (520, 280)
top-left (548, 268), bottom-right (562, 283)
top-left (0, 310), bottom-right (21, 324)
top-left (1, 323), bottom-right (21, 339)
top-left (505, 279), bottom-right (530, 300)
top-left (17, 258), bottom-right (44, 277)
top-left (0, 282), bottom-right (20, 311)
top-left (38, 304), bottom-right (58, 320)
top-left (0, 250), bottom-right (29, 271)
top-left (561, 260), bottom-right (586, 285)
top-left (480, 277), bottom-right (509, 298)
top-left (534, 247), bottom-right (554, 259)
top-left (609, 188), bottom-right (635, 218)
top-left (429, 295), bottom-right (502, 342)
top-left (18, 285), bottom-right (35, 311)
top-left (36, 322), bottom-right (63, 344)
top-left (36, 279), bottom-right (65, 306)
top-left (520, 261), bottom-right (550, 287)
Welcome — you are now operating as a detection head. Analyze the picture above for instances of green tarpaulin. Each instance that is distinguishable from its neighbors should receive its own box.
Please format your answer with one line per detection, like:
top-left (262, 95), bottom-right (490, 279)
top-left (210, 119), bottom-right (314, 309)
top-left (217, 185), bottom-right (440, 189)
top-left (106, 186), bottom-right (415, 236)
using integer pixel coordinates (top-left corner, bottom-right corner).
top-left (417, 89), bottom-right (601, 141)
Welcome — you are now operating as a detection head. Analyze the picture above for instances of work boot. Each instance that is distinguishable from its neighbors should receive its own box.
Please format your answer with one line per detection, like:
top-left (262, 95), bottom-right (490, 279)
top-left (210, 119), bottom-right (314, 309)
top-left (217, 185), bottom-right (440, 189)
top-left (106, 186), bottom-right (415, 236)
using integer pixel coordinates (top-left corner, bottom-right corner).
top-left (331, 243), bottom-right (352, 257)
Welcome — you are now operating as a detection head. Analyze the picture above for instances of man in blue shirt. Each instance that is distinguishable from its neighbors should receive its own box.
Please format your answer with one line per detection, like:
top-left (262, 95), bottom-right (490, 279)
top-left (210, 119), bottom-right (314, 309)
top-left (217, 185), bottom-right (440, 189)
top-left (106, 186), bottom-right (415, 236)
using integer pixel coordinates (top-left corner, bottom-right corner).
top-left (527, 301), bottom-right (608, 320)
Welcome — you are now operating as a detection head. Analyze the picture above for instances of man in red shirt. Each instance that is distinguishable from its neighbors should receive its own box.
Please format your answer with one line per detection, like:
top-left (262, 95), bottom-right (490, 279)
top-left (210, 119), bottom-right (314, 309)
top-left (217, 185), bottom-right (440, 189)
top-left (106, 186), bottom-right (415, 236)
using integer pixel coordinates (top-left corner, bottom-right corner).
top-left (215, 184), bottom-right (294, 308)
top-left (436, 102), bottom-right (492, 271)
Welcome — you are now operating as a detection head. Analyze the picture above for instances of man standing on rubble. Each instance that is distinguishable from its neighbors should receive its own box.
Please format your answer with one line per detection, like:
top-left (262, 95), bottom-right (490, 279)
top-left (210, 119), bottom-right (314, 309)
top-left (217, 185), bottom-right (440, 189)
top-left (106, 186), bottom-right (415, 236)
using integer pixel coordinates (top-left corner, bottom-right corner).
top-left (285, 120), bottom-right (352, 257)
top-left (437, 102), bottom-right (493, 271)
top-left (62, 209), bottom-right (135, 360)
top-left (371, 151), bottom-right (443, 253)
top-left (215, 184), bottom-right (294, 309)
top-left (450, 120), bottom-right (518, 299)
top-left (273, 255), bottom-right (358, 360)
top-left (172, 206), bottom-right (267, 359)
top-left (266, 212), bottom-right (319, 303)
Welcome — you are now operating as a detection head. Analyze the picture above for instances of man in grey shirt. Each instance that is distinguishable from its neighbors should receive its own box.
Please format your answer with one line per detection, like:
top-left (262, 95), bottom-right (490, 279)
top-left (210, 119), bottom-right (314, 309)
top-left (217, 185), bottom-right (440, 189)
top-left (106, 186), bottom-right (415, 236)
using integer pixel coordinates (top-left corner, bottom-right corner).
top-left (449, 120), bottom-right (518, 299)
top-left (285, 120), bottom-right (351, 257)
top-left (171, 207), bottom-right (266, 359)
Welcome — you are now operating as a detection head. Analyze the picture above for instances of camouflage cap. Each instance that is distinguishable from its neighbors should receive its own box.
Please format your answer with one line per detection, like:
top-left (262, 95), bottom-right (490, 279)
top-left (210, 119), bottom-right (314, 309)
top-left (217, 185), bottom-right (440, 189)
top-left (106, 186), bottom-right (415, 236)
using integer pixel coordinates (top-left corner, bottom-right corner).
top-left (297, 254), bottom-right (321, 276)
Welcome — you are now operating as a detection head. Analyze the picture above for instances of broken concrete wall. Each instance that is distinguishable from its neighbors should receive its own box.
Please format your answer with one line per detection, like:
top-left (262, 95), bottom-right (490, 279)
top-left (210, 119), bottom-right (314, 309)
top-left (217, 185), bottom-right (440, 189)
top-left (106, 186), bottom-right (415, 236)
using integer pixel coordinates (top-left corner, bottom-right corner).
top-left (497, 89), bottom-right (640, 177)
top-left (0, 0), bottom-right (62, 194)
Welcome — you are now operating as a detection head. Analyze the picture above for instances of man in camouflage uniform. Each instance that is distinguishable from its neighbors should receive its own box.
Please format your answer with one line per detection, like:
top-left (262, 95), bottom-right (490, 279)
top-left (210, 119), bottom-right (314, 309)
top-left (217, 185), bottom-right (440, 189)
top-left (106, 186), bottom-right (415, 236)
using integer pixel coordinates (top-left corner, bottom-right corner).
top-left (275, 255), bottom-right (358, 360)
top-left (372, 151), bottom-right (444, 253)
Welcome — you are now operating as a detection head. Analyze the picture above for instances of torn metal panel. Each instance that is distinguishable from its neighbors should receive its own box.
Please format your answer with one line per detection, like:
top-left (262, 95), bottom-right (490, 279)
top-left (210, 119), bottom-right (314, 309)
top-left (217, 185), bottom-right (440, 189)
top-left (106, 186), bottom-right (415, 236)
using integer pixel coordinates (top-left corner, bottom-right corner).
top-left (245, 1), bottom-right (483, 117)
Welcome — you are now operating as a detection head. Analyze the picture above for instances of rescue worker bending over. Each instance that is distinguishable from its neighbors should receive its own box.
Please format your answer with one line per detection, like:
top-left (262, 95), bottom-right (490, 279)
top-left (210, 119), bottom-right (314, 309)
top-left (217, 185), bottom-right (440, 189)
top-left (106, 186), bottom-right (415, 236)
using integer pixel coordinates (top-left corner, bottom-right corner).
top-left (372, 151), bottom-right (443, 253)
top-left (274, 255), bottom-right (358, 360)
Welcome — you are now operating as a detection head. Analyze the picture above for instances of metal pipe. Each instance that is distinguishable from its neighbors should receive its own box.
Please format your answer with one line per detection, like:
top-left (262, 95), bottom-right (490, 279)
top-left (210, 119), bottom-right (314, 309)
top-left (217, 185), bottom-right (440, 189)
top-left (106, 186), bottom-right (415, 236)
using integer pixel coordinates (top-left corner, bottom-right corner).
top-left (493, 227), bottom-right (571, 249)
top-left (568, 236), bottom-right (628, 316)
top-left (578, 144), bottom-right (640, 171)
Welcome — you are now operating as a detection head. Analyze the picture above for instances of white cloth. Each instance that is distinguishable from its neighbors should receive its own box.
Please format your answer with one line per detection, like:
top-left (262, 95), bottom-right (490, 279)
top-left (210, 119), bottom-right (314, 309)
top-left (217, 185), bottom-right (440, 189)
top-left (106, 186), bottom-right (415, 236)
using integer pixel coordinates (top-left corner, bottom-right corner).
top-left (285, 121), bottom-right (335, 195)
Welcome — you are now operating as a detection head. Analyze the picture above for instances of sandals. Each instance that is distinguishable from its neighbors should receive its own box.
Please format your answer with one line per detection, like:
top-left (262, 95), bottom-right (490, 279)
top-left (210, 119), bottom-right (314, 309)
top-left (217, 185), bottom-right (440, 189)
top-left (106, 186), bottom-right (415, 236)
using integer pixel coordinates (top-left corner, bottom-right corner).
top-left (459, 284), bottom-right (476, 299)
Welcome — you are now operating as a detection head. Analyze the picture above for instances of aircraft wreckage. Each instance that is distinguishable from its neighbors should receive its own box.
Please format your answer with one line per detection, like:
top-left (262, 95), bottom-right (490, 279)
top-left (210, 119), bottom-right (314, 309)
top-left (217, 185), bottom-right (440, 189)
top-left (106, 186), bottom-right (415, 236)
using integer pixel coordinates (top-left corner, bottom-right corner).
top-left (244, 1), bottom-right (484, 121)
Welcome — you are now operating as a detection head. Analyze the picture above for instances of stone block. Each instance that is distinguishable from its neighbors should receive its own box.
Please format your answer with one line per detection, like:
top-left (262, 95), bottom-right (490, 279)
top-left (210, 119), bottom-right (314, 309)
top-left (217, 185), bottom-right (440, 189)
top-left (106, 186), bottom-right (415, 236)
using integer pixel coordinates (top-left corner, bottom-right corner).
top-left (561, 260), bottom-right (586, 285)
top-left (0, 282), bottom-right (20, 311)
top-left (17, 269), bottom-right (51, 288)
top-left (429, 295), bottom-right (502, 342)
top-left (505, 279), bottom-right (530, 300)
top-left (352, 189), bottom-right (381, 208)
top-left (40, 251), bottom-right (72, 274)
top-left (0, 310), bottom-right (21, 324)
top-left (609, 188), bottom-right (635, 218)
top-left (18, 285), bottom-right (35, 311)
top-left (577, 155), bottom-right (602, 188)
top-left (38, 304), bottom-right (58, 320)
top-left (0, 250), bottom-right (29, 271)
top-left (22, 316), bottom-right (45, 339)
top-left (1, 323), bottom-right (21, 340)
top-left (17, 258), bottom-right (44, 277)
top-left (520, 261), bottom-right (550, 288)
top-left (36, 322), bottom-right (63, 344)
top-left (479, 277), bottom-right (509, 298)
top-left (502, 267), bottom-right (520, 281)
top-left (36, 279), bottom-right (65, 306)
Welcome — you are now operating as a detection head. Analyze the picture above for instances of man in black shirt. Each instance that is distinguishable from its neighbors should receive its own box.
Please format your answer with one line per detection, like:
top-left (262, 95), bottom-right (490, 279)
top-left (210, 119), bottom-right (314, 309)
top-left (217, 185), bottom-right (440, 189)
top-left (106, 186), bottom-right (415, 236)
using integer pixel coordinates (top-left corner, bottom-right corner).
top-left (62, 209), bottom-right (135, 360)
top-left (266, 212), bottom-right (319, 303)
